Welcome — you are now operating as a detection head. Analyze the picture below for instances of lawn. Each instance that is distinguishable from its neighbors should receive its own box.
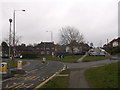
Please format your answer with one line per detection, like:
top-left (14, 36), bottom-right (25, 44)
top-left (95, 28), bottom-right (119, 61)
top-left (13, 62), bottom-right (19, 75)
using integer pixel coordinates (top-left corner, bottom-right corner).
top-left (41, 69), bottom-right (70, 88)
top-left (1, 61), bottom-right (27, 68)
top-left (38, 55), bottom-right (82, 63)
top-left (83, 56), bottom-right (111, 62)
top-left (84, 62), bottom-right (119, 88)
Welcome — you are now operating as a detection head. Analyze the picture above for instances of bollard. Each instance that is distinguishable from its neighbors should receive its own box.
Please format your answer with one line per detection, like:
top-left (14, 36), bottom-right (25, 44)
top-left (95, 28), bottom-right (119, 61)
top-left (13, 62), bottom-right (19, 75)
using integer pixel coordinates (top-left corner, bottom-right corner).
top-left (17, 61), bottom-right (22, 69)
top-left (42, 57), bottom-right (46, 63)
top-left (0, 62), bottom-right (7, 74)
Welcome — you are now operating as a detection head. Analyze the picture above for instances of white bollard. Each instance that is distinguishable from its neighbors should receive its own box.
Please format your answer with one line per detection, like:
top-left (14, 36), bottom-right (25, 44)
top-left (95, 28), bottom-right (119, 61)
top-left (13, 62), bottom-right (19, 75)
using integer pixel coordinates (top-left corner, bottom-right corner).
top-left (42, 57), bottom-right (46, 63)
top-left (17, 61), bottom-right (22, 69)
top-left (0, 62), bottom-right (7, 74)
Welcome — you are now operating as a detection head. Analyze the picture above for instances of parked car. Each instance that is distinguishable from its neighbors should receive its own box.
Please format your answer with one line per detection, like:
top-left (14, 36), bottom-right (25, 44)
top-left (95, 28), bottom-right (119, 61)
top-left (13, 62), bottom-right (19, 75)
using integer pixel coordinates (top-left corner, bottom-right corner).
top-left (90, 52), bottom-right (98, 56)
top-left (99, 52), bottom-right (105, 56)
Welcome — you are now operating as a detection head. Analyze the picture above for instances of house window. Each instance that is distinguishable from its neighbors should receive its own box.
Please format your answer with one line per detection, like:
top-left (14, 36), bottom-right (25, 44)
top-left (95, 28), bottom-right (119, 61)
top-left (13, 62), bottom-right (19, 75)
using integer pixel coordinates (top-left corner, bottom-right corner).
top-left (52, 48), bottom-right (54, 50)
top-left (41, 48), bottom-right (43, 50)
top-left (37, 48), bottom-right (39, 50)
top-left (41, 51), bottom-right (44, 55)
top-left (46, 48), bottom-right (50, 50)
top-left (47, 51), bottom-right (50, 55)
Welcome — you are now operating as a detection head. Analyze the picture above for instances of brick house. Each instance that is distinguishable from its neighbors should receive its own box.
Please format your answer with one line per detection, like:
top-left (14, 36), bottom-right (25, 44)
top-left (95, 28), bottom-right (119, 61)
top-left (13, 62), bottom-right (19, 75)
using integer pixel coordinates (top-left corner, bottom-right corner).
top-left (34, 42), bottom-right (55, 55)
top-left (107, 37), bottom-right (120, 47)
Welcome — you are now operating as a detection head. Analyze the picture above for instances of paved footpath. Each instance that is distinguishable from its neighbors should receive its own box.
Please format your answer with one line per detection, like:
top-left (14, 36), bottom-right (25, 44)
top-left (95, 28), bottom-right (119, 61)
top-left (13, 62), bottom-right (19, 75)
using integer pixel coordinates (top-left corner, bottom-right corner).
top-left (77, 52), bottom-right (88, 62)
top-left (69, 68), bottom-right (89, 88)
top-left (65, 58), bottom-right (119, 88)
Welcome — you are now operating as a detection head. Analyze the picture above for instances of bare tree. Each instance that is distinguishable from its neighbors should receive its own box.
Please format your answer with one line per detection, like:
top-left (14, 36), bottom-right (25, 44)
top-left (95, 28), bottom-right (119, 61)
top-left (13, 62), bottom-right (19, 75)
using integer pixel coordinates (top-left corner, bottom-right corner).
top-left (4, 35), bottom-right (22, 46)
top-left (59, 26), bottom-right (84, 53)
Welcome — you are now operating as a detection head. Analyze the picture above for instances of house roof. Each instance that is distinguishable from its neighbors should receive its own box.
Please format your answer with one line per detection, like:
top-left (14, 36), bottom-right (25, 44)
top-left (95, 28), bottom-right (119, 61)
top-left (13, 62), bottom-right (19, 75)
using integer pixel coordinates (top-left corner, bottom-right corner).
top-left (35, 42), bottom-right (54, 48)
top-left (108, 37), bottom-right (120, 46)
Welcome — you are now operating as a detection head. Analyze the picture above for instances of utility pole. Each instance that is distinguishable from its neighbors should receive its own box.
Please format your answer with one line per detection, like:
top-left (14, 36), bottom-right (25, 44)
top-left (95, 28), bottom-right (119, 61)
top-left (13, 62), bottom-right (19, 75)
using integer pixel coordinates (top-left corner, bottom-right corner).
top-left (12, 10), bottom-right (25, 60)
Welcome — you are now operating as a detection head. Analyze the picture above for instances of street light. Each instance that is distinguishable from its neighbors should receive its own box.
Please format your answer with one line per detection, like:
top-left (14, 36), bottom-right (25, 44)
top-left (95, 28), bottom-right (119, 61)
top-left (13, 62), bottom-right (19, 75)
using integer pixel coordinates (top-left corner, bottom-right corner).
top-left (13, 9), bottom-right (25, 60)
top-left (9, 18), bottom-right (12, 59)
top-left (46, 31), bottom-right (53, 42)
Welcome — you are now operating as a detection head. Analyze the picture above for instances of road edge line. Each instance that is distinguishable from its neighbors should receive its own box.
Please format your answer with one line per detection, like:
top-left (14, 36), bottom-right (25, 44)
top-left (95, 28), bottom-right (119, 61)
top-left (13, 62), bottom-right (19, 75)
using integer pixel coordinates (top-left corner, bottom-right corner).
top-left (34, 68), bottom-right (64, 89)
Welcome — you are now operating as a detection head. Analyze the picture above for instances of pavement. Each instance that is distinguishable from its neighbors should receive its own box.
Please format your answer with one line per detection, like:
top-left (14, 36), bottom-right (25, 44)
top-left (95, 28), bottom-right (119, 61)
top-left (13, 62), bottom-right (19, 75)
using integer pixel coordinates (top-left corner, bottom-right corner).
top-left (77, 52), bottom-right (88, 62)
top-left (65, 58), bottom-right (119, 88)
top-left (68, 68), bottom-right (89, 88)
top-left (2, 60), bottom-right (64, 89)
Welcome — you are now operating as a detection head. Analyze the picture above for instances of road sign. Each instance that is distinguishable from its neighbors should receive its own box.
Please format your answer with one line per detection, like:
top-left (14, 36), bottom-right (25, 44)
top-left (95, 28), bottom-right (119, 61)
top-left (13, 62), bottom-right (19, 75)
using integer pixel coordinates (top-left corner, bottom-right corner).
top-left (0, 62), bottom-right (7, 74)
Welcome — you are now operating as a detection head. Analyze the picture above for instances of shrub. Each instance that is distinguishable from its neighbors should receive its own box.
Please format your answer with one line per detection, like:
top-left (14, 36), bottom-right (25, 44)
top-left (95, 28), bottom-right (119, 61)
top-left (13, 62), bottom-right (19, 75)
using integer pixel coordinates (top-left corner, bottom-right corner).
top-left (22, 53), bottom-right (37, 59)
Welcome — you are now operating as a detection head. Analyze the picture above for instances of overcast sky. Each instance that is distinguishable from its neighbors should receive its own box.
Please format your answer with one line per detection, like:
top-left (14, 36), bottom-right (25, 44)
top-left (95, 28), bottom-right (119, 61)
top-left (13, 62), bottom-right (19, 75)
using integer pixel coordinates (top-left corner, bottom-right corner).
top-left (0, 0), bottom-right (119, 47)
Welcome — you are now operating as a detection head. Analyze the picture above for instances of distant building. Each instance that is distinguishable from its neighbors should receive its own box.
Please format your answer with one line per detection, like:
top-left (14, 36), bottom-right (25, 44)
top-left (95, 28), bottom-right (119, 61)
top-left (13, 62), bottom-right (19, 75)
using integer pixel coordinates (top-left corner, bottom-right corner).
top-left (65, 43), bottom-right (89, 54)
top-left (15, 43), bottom-right (35, 57)
top-left (107, 37), bottom-right (120, 47)
top-left (35, 42), bottom-right (55, 55)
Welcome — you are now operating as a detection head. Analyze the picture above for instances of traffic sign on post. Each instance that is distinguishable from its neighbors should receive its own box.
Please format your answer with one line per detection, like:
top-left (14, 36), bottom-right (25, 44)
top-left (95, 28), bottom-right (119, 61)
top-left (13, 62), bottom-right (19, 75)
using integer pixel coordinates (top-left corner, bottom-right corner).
top-left (0, 62), bottom-right (7, 74)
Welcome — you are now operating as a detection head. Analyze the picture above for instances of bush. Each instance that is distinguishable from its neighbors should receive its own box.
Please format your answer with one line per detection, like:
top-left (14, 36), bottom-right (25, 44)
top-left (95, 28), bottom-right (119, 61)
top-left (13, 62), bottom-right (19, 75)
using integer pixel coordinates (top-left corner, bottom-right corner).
top-left (22, 53), bottom-right (37, 59)
top-left (105, 46), bottom-right (120, 55)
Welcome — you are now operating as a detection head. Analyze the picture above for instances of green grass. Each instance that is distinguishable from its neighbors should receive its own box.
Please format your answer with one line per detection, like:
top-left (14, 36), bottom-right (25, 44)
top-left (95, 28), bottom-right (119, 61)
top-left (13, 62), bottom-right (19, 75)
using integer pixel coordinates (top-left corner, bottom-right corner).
top-left (41, 69), bottom-right (70, 88)
top-left (38, 55), bottom-right (82, 63)
top-left (84, 62), bottom-right (119, 88)
top-left (2, 61), bottom-right (27, 68)
top-left (83, 56), bottom-right (110, 62)
top-left (60, 69), bottom-right (71, 74)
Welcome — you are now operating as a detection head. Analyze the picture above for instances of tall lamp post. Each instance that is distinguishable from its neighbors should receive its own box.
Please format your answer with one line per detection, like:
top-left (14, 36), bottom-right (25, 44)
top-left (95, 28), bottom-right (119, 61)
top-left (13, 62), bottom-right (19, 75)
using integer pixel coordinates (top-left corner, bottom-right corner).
top-left (46, 31), bottom-right (53, 42)
top-left (13, 10), bottom-right (25, 60)
top-left (9, 18), bottom-right (12, 59)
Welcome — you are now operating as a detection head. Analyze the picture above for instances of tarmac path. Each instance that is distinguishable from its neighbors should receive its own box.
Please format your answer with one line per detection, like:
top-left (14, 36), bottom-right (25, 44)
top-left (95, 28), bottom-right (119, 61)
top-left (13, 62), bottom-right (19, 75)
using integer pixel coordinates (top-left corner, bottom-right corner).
top-left (65, 59), bottom-right (119, 88)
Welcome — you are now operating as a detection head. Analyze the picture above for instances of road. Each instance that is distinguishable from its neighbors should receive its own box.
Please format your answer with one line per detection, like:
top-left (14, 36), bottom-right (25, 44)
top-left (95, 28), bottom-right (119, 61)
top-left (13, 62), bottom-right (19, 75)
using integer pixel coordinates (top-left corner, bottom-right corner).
top-left (65, 59), bottom-right (119, 69)
top-left (2, 60), bottom-right (64, 89)
top-left (2, 58), bottom-right (119, 89)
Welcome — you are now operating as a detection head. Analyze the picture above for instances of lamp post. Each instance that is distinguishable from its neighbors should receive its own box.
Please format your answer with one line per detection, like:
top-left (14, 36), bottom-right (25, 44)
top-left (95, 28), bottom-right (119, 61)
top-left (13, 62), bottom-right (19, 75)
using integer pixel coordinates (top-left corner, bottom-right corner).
top-left (9, 18), bottom-right (12, 59)
top-left (13, 10), bottom-right (25, 60)
top-left (46, 31), bottom-right (53, 42)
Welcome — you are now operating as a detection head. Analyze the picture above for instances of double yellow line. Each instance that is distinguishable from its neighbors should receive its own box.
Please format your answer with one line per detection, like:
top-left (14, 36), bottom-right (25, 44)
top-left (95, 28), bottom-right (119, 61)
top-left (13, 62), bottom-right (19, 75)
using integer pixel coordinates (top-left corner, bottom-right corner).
top-left (34, 69), bottom-right (63, 89)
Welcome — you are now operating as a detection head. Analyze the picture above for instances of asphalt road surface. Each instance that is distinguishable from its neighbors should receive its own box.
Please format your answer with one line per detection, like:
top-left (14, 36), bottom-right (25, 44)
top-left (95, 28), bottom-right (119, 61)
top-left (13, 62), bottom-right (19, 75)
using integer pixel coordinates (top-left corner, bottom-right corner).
top-left (2, 57), bottom-right (119, 89)
top-left (2, 60), bottom-right (64, 89)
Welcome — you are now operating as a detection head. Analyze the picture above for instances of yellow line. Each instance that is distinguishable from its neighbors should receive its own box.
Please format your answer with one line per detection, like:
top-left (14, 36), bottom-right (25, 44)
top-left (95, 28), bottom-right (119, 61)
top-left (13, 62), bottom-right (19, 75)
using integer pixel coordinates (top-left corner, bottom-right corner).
top-left (30, 76), bottom-right (37, 80)
top-left (26, 83), bottom-right (34, 88)
top-left (34, 70), bottom-right (62, 89)
top-left (6, 82), bottom-right (22, 88)
top-left (15, 83), bottom-right (24, 88)
top-left (33, 76), bottom-right (40, 80)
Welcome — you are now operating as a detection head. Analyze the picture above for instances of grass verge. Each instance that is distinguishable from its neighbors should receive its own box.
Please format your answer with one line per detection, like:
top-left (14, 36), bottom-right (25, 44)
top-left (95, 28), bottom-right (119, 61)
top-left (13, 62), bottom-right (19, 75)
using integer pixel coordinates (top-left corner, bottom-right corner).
top-left (84, 62), bottom-right (119, 88)
top-left (83, 56), bottom-right (110, 62)
top-left (38, 55), bottom-right (82, 63)
top-left (41, 69), bottom-right (70, 88)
